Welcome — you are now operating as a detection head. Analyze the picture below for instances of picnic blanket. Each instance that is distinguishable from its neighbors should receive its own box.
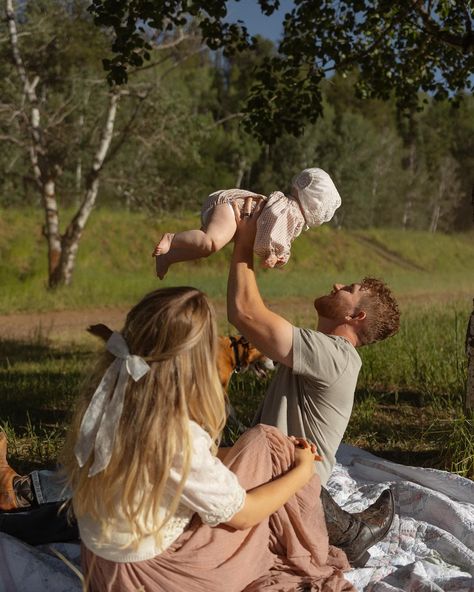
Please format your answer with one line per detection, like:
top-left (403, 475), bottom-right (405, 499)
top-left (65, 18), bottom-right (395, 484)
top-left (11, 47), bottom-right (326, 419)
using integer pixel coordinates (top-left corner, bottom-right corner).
top-left (0, 444), bottom-right (473, 592)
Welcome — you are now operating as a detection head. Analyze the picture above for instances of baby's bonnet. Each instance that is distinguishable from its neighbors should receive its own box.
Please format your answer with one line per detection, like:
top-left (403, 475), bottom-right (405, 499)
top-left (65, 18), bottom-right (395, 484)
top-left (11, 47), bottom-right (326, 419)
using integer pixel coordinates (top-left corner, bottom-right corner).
top-left (291, 168), bottom-right (341, 227)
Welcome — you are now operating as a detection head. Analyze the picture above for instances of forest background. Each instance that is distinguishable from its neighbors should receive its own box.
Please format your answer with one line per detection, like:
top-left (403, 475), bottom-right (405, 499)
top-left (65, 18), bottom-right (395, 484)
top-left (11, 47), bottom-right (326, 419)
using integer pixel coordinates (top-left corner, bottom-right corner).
top-left (1, 1), bottom-right (473, 234)
top-left (0, 1), bottom-right (473, 477)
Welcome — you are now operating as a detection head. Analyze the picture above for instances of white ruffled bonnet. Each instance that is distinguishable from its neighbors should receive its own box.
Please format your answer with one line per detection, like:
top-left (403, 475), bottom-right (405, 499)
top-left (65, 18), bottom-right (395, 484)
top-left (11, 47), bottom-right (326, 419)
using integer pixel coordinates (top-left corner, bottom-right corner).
top-left (291, 168), bottom-right (341, 227)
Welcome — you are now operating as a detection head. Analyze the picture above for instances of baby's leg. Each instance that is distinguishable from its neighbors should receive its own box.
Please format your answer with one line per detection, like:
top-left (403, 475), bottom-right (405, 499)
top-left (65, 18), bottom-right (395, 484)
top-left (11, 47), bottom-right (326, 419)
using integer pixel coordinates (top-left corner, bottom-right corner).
top-left (154, 204), bottom-right (236, 256)
top-left (155, 204), bottom-right (236, 279)
top-left (203, 203), bottom-right (237, 250)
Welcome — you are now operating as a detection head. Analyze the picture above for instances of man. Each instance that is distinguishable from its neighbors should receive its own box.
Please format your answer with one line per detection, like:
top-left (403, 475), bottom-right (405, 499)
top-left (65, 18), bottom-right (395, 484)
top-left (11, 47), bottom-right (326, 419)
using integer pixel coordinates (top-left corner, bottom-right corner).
top-left (226, 199), bottom-right (401, 566)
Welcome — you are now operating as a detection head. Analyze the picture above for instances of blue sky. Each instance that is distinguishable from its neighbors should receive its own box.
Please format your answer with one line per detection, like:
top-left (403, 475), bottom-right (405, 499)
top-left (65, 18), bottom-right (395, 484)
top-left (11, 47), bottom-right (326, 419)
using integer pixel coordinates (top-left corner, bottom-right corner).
top-left (224, 0), bottom-right (295, 42)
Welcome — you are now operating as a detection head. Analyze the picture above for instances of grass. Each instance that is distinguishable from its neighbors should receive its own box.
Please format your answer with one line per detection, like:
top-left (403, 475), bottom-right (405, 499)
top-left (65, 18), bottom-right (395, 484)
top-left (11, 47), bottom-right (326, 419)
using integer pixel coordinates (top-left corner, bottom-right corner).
top-left (0, 207), bottom-right (473, 313)
top-left (1, 300), bottom-right (472, 479)
top-left (0, 207), bottom-right (473, 478)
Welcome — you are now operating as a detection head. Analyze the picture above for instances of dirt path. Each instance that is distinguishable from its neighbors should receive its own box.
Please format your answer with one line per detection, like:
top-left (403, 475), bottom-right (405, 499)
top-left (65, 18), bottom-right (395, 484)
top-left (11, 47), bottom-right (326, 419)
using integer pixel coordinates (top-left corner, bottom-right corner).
top-left (0, 291), bottom-right (471, 344)
top-left (0, 301), bottom-right (229, 343)
top-left (0, 308), bottom-right (130, 343)
top-left (353, 234), bottom-right (426, 271)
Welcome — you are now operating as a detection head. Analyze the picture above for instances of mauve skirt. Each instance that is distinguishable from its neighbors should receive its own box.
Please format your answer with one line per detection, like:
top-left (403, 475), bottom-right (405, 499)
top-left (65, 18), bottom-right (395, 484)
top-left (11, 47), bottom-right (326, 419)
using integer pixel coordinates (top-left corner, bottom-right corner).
top-left (81, 424), bottom-right (354, 592)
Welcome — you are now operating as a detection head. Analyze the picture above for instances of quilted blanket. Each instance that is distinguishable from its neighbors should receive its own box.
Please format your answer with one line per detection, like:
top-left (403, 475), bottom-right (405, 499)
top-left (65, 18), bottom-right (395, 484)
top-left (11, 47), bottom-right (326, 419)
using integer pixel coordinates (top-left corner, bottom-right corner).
top-left (0, 444), bottom-right (473, 591)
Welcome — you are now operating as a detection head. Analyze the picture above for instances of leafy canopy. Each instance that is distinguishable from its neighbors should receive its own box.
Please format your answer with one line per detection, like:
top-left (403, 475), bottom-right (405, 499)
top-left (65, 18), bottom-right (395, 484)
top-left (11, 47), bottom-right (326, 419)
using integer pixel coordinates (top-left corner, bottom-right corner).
top-left (90, 1), bottom-right (474, 141)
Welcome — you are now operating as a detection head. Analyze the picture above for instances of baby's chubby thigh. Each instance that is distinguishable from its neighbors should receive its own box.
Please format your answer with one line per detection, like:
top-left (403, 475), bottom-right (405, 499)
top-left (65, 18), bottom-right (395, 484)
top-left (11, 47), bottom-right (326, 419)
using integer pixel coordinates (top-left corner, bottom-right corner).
top-left (203, 203), bottom-right (238, 249)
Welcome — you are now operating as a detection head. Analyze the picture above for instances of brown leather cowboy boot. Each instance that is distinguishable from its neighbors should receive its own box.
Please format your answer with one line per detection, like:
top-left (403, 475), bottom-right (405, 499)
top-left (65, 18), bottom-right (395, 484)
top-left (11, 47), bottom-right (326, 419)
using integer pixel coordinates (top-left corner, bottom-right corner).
top-left (0, 432), bottom-right (34, 511)
top-left (321, 487), bottom-right (395, 567)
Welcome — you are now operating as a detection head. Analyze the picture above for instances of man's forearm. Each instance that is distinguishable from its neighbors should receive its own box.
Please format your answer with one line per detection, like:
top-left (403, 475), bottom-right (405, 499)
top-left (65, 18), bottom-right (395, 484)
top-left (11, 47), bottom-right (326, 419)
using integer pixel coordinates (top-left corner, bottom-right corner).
top-left (227, 241), bottom-right (266, 328)
top-left (226, 199), bottom-right (294, 365)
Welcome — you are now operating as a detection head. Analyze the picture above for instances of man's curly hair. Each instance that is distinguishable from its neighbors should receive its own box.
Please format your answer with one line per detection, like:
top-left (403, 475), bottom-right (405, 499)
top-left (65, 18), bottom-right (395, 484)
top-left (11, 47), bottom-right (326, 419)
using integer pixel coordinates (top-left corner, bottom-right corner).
top-left (357, 277), bottom-right (400, 346)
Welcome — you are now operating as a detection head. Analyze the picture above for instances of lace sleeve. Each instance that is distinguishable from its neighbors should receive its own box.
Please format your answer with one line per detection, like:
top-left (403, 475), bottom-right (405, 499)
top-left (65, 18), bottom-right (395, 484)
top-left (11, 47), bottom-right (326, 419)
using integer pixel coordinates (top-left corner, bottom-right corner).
top-left (167, 422), bottom-right (247, 527)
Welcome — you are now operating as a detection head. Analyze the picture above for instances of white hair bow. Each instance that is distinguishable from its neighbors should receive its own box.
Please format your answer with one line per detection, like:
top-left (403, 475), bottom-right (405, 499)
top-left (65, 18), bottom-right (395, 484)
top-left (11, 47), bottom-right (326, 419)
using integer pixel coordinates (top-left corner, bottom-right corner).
top-left (74, 332), bottom-right (150, 477)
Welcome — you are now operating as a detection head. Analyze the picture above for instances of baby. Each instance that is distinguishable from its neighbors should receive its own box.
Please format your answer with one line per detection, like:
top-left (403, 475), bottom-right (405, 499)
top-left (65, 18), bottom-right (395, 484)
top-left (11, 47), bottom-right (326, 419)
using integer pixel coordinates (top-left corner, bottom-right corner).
top-left (153, 168), bottom-right (341, 279)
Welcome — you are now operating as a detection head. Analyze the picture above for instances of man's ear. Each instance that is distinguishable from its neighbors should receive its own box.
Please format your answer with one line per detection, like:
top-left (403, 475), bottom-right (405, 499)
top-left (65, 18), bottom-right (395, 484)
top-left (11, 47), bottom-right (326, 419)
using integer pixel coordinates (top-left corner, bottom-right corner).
top-left (345, 310), bottom-right (367, 322)
top-left (353, 310), bottom-right (367, 321)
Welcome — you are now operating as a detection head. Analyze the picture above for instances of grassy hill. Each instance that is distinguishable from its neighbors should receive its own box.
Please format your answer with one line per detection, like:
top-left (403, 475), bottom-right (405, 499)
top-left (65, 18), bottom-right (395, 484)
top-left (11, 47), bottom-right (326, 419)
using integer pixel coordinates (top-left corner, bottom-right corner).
top-left (0, 207), bottom-right (473, 314)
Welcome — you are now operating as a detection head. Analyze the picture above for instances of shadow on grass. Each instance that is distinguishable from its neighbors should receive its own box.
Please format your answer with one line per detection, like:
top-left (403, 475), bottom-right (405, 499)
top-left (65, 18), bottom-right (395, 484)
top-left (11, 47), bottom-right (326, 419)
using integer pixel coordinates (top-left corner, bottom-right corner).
top-left (0, 337), bottom-right (92, 432)
top-left (0, 338), bottom-right (92, 364)
top-left (0, 374), bottom-right (78, 426)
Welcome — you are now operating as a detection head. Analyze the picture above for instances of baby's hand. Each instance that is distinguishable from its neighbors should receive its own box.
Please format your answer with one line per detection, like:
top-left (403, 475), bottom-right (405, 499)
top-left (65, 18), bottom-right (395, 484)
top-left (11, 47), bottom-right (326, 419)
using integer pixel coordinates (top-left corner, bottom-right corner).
top-left (261, 254), bottom-right (278, 269)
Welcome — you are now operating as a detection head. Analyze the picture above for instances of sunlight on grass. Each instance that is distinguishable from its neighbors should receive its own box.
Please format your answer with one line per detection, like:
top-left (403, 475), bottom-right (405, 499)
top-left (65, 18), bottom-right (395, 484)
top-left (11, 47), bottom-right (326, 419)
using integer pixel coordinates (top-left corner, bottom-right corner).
top-left (0, 208), bottom-right (473, 312)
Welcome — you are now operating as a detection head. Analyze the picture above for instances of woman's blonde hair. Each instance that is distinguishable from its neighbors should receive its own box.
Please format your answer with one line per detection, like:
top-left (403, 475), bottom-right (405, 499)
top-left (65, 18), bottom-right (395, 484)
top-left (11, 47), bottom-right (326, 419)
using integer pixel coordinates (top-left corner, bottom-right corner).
top-left (61, 286), bottom-right (226, 546)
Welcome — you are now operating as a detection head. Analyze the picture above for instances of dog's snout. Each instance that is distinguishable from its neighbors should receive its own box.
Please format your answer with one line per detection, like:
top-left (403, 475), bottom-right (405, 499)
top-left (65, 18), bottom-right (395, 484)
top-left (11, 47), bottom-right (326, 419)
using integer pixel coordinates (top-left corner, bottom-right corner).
top-left (261, 357), bottom-right (275, 370)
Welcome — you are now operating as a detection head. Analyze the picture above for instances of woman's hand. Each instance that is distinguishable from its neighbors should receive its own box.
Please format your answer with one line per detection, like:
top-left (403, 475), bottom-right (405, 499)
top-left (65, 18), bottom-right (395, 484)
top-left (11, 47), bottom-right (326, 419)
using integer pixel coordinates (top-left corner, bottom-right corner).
top-left (289, 436), bottom-right (323, 463)
top-left (225, 434), bottom-right (321, 531)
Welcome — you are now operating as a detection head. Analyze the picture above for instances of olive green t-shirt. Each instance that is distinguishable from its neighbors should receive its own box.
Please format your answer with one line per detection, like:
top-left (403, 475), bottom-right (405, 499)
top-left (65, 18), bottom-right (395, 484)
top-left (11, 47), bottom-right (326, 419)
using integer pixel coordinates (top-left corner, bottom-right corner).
top-left (254, 327), bottom-right (362, 486)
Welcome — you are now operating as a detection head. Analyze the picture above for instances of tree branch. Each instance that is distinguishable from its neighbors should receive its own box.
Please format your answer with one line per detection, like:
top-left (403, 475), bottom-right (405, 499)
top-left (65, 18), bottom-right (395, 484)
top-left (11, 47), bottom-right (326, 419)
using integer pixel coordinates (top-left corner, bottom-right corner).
top-left (151, 28), bottom-right (187, 50)
top-left (0, 133), bottom-right (27, 146)
top-left (66, 91), bottom-right (120, 241)
top-left (209, 112), bottom-right (244, 128)
top-left (5, 0), bottom-right (44, 184)
top-left (412, 0), bottom-right (474, 51)
top-left (103, 91), bottom-right (146, 165)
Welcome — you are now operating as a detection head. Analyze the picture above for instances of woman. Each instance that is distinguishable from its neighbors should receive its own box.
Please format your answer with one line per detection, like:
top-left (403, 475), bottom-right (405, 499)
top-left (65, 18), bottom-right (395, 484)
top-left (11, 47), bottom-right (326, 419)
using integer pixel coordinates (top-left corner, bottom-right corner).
top-left (61, 286), bottom-right (353, 591)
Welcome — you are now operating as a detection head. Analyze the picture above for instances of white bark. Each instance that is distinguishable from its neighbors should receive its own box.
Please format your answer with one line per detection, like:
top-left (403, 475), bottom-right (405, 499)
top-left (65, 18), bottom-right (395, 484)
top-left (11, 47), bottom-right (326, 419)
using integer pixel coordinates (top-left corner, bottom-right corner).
top-left (465, 300), bottom-right (474, 415)
top-left (6, 0), bottom-right (62, 283)
top-left (429, 204), bottom-right (441, 233)
top-left (402, 117), bottom-right (417, 230)
top-left (57, 91), bottom-right (120, 285)
top-left (235, 158), bottom-right (246, 188)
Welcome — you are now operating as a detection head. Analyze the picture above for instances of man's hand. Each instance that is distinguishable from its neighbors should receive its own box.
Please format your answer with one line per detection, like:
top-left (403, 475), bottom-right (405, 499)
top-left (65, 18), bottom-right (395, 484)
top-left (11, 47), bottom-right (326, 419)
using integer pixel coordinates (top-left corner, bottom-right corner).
top-left (231, 197), bottom-right (265, 251)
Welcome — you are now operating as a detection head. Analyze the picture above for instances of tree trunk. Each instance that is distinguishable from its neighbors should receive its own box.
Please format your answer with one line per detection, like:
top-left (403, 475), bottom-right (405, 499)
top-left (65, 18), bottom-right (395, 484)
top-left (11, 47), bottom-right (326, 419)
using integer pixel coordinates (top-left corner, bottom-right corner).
top-left (429, 204), bottom-right (440, 233)
top-left (49, 91), bottom-right (120, 287)
top-left (402, 199), bottom-right (412, 230)
top-left (465, 300), bottom-right (474, 415)
top-left (400, 112), bottom-right (417, 230)
top-left (235, 157), bottom-right (246, 188)
top-left (42, 178), bottom-right (62, 283)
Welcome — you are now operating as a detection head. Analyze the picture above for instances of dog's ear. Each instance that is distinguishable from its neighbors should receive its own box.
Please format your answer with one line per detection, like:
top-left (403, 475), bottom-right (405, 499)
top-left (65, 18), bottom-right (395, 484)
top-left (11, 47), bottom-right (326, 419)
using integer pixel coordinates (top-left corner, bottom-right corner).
top-left (87, 323), bottom-right (113, 342)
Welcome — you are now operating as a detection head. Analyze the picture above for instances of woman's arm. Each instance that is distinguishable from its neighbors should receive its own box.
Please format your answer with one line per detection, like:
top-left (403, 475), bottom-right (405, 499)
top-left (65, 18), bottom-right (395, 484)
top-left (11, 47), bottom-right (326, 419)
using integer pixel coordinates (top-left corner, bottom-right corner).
top-left (225, 440), bottom-right (316, 530)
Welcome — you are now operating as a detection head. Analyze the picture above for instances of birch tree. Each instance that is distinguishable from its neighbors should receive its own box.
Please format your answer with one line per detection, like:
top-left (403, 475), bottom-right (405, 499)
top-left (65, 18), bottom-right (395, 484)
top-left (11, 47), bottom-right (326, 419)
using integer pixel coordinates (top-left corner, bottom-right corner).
top-left (3, 0), bottom-right (123, 287)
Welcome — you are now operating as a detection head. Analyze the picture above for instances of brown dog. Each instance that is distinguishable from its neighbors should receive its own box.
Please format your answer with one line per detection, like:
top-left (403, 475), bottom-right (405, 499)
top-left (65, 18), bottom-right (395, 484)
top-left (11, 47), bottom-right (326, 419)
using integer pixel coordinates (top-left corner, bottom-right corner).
top-left (217, 335), bottom-right (274, 391)
top-left (87, 325), bottom-right (273, 392)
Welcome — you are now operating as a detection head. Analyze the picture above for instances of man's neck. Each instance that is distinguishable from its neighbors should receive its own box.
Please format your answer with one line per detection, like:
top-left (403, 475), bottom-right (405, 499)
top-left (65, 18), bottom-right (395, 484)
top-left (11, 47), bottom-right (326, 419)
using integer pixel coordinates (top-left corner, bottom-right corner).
top-left (317, 318), bottom-right (359, 347)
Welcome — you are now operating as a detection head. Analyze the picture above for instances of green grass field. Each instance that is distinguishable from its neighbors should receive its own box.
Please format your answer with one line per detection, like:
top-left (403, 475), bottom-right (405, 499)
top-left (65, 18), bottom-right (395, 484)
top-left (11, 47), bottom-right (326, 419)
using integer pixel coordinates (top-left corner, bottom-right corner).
top-left (0, 208), bottom-right (473, 477)
top-left (0, 207), bottom-right (473, 313)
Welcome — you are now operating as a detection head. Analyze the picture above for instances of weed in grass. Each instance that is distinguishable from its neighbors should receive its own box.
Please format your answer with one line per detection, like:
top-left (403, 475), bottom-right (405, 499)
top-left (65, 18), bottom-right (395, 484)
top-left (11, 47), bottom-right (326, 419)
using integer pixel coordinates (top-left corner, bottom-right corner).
top-left (427, 414), bottom-right (474, 479)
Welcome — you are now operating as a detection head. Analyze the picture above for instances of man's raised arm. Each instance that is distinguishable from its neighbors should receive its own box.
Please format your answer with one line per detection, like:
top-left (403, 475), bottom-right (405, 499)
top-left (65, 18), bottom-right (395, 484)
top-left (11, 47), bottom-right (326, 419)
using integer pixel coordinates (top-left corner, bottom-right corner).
top-left (227, 199), bottom-right (294, 367)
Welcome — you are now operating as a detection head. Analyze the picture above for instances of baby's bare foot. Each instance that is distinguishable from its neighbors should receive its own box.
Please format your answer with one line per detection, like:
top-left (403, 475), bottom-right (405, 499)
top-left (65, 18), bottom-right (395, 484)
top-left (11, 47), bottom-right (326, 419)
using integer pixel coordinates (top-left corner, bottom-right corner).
top-left (155, 254), bottom-right (170, 280)
top-left (152, 233), bottom-right (174, 257)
